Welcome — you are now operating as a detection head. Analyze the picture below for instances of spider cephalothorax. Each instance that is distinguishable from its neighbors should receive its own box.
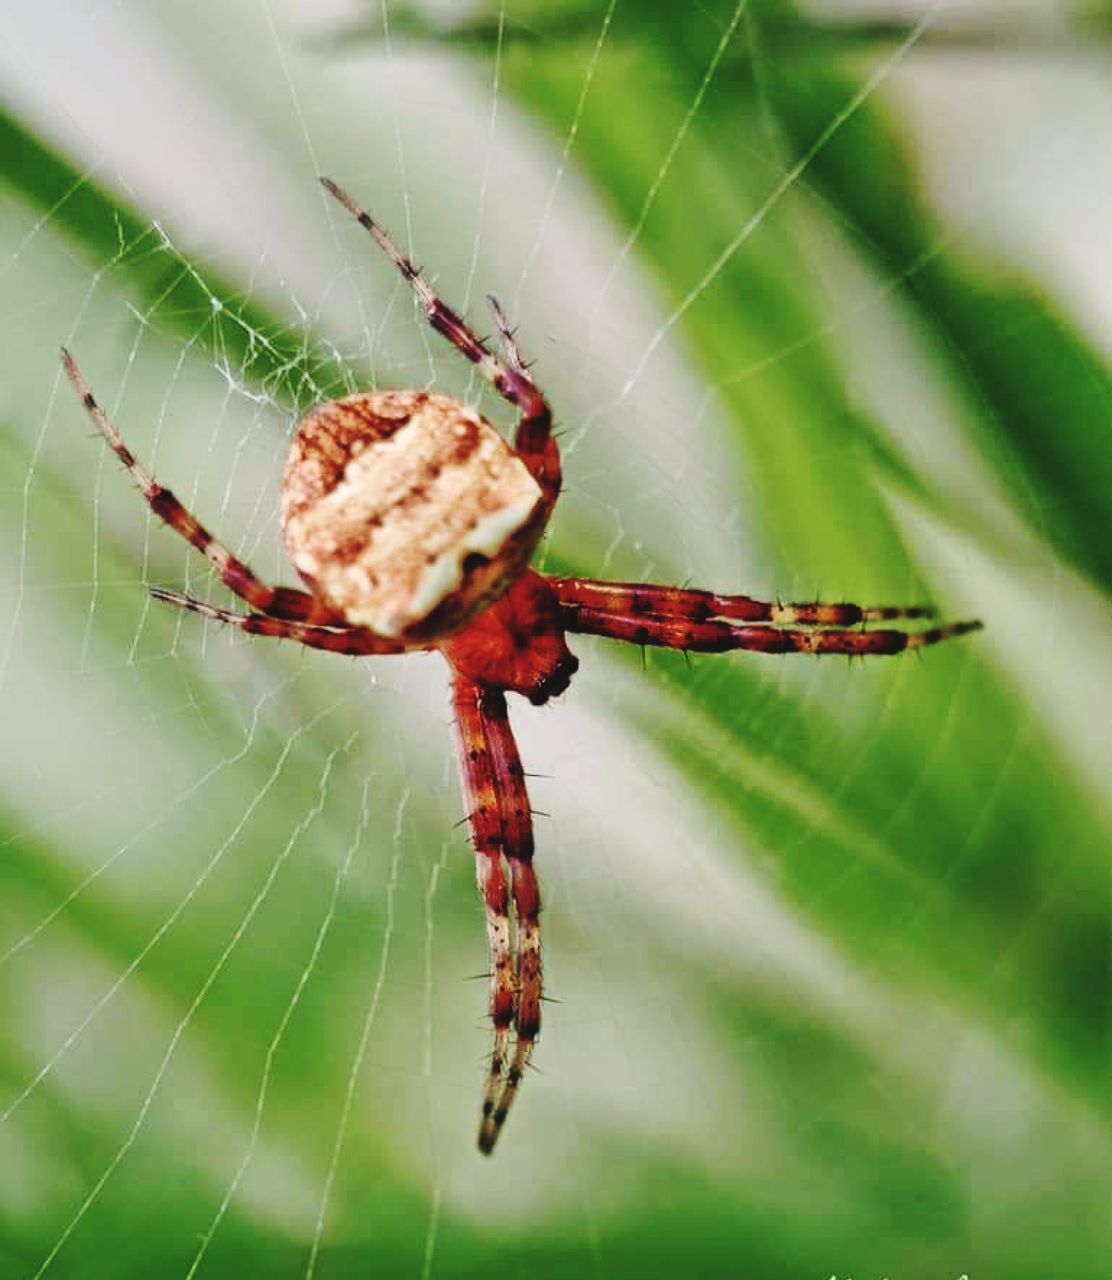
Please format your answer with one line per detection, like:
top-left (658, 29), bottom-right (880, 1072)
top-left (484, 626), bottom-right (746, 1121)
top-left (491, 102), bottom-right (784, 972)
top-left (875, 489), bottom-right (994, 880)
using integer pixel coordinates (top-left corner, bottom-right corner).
top-left (62, 176), bottom-right (981, 1154)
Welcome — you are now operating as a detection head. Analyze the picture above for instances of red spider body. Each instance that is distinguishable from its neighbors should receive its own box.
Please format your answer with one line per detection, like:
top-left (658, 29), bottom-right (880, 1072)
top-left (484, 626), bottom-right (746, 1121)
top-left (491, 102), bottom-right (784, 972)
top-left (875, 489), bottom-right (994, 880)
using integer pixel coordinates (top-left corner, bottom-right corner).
top-left (62, 176), bottom-right (981, 1155)
top-left (441, 572), bottom-right (577, 704)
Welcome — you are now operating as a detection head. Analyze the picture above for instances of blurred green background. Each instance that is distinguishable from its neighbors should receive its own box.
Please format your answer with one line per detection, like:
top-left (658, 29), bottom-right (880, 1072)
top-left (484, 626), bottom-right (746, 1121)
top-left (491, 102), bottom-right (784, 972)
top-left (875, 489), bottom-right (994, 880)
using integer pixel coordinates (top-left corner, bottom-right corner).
top-left (2, 1), bottom-right (1111, 1276)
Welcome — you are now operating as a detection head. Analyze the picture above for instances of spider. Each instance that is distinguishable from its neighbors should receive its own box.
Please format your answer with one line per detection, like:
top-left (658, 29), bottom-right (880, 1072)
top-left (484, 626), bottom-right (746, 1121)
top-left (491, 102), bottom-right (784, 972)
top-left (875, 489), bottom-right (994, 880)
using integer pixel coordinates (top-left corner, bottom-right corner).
top-left (61, 176), bottom-right (982, 1155)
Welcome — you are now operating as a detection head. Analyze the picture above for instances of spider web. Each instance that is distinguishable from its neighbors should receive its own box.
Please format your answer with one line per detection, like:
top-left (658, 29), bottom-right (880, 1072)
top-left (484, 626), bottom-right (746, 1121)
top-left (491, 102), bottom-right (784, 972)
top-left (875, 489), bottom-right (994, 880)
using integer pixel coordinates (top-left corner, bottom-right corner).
top-left (2, 1), bottom-right (1112, 1277)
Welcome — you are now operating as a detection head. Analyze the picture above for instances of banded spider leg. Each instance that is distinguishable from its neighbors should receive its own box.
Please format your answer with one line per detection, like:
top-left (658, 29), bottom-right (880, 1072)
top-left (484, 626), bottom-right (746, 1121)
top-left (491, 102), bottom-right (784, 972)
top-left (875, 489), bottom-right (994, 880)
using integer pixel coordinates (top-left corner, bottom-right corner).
top-left (61, 348), bottom-right (342, 629)
top-left (552, 578), bottom-right (982, 655)
top-left (452, 675), bottom-right (541, 1154)
top-left (320, 178), bottom-right (560, 506)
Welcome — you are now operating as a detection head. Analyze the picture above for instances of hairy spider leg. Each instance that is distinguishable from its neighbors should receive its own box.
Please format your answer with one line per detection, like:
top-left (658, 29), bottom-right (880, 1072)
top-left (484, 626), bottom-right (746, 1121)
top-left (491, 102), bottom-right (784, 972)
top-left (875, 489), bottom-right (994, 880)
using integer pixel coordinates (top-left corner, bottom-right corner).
top-left (61, 349), bottom-right (338, 625)
top-left (452, 674), bottom-right (541, 1155)
top-left (486, 294), bottom-right (528, 375)
top-left (559, 601), bottom-right (982, 655)
top-left (319, 179), bottom-right (560, 507)
top-left (149, 590), bottom-right (415, 655)
top-left (550, 577), bottom-right (940, 626)
top-left (452, 676), bottom-right (520, 1146)
top-left (483, 683), bottom-right (541, 1155)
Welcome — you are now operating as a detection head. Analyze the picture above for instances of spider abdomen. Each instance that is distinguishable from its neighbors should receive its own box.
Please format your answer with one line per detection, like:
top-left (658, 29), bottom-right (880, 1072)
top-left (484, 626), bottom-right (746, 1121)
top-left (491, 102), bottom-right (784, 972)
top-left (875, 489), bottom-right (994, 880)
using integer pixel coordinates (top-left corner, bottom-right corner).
top-left (281, 391), bottom-right (545, 641)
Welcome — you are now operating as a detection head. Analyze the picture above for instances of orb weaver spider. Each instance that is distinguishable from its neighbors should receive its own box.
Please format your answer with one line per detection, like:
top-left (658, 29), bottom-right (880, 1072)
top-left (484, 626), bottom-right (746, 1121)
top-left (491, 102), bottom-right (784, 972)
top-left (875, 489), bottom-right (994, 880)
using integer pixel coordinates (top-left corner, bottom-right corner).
top-left (61, 177), bottom-right (981, 1154)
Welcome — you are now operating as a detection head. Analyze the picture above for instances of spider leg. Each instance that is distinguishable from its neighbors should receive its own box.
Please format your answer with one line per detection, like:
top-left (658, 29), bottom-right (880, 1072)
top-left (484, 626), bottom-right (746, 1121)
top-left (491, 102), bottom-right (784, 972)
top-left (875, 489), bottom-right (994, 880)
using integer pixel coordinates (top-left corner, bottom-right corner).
top-left (486, 294), bottom-right (528, 375)
top-left (452, 675), bottom-right (516, 1139)
top-left (484, 686), bottom-right (541, 1154)
top-left (61, 349), bottom-right (339, 625)
top-left (149, 589), bottom-right (412, 655)
top-left (451, 673), bottom-right (541, 1155)
top-left (559, 602), bottom-right (982, 655)
top-left (549, 577), bottom-right (938, 626)
top-left (319, 179), bottom-right (559, 504)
